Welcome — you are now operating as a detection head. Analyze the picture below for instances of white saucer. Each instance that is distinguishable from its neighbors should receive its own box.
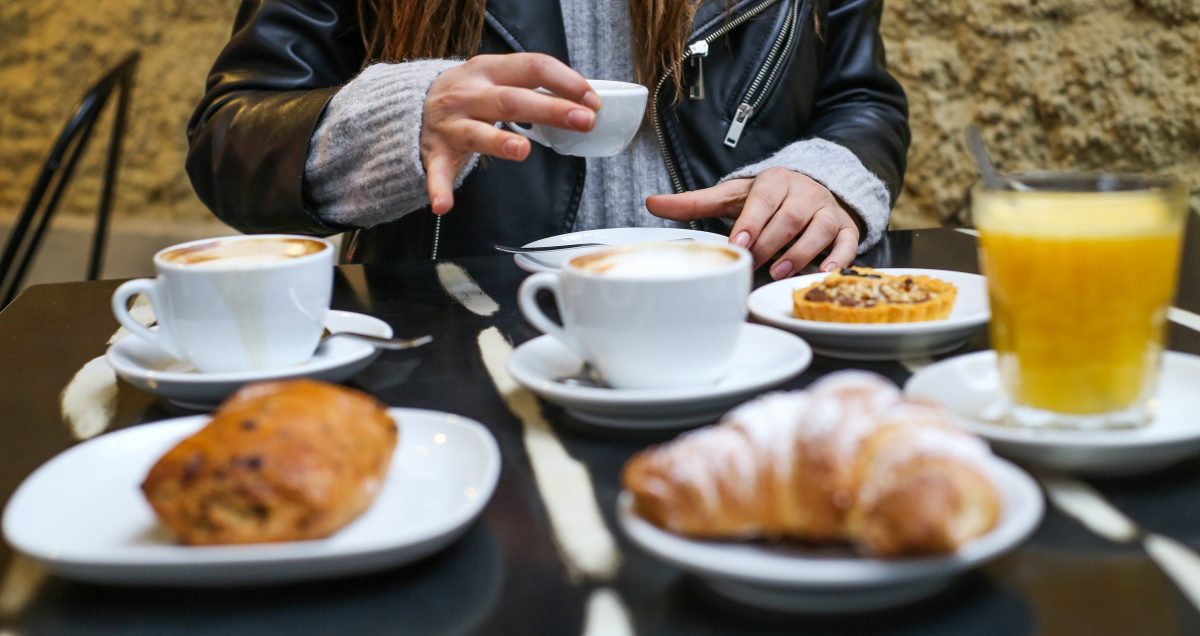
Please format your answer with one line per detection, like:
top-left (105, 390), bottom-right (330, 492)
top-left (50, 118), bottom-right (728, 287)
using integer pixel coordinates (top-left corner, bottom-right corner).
top-left (2, 408), bottom-right (501, 587)
top-left (106, 311), bottom-right (392, 410)
top-left (513, 227), bottom-right (729, 273)
top-left (905, 350), bottom-right (1200, 476)
top-left (617, 457), bottom-right (1043, 613)
top-left (747, 268), bottom-right (990, 360)
top-left (507, 324), bottom-right (812, 429)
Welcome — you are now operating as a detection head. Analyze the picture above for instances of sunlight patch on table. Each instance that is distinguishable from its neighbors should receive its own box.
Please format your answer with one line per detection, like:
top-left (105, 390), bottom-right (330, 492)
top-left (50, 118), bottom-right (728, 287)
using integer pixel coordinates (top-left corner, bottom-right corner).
top-left (60, 295), bottom-right (153, 440)
top-left (61, 356), bottom-right (118, 440)
top-left (1168, 307), bottom-right (1200, 334)
top-left (437, 262), bottom-right (499, 317)
top-left (0, 554), bottom-right (46, 624)
top-left (477, 327), bottom-right (621, 582)
top-left (1145, 533), bottom-right (1200, 614)
top-left (899, 356), bottom-right (935, 375)
top-left (582, 587), bottom-right (634, 636)
top-left (1040, 474), bottom-right (1138, 543)
top-left (107, 293), bottom-right (154, 345)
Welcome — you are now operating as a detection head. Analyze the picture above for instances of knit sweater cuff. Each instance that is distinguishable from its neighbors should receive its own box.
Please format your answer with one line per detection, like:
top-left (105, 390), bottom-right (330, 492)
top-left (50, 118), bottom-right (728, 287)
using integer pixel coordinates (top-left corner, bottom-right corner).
top-left (305, 60), bottom-right (477, 228)
top-left (721, 138), bottom-right (892, 253)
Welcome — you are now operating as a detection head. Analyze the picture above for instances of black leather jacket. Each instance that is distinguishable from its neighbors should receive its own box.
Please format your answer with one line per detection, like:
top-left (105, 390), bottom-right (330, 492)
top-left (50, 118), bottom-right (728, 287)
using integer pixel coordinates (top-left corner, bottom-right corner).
top-left (187, 0), bottom-right (909, 263)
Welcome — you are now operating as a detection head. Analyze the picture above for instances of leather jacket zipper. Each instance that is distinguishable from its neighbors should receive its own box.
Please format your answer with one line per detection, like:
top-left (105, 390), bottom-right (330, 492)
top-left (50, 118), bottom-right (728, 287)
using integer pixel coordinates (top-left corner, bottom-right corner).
top-left (652, 0), bottom-right (785, 197)
top-left (724, 0), bottom-right (801, 147)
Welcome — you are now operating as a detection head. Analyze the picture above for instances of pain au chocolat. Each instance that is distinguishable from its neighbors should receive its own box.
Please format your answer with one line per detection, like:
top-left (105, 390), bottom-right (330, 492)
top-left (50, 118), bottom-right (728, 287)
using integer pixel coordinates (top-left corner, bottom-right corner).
top-left (792, 266), bottom-right (957, 323)
top-left (141, 380), bottom-right (397, 545)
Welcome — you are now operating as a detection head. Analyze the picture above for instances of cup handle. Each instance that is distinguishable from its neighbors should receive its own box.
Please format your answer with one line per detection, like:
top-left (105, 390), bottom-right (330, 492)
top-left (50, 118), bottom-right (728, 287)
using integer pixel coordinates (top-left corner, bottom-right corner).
top-left (111, 278), bottom-right (184, 360)
top-left (502, 121), bottom-right (551, 147)
top-left (518, 272), bottom-right (588, 360)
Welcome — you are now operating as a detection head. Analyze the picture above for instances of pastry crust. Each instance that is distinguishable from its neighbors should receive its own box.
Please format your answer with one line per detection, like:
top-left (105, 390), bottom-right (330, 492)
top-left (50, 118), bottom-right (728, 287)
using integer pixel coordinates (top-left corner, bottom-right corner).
top-left (621, 372), bottom-right (1002, 556)
top-left (141, 380), bottom-right (397, 545)
top-left (792, 267), bottom-right (957, 323)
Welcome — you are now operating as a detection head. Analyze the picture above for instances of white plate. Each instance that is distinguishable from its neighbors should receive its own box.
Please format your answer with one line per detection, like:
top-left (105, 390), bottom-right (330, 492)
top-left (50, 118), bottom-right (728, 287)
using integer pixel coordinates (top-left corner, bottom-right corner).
top-left (905, 350), bottom-right (1200, 476)
top-left (107, 310), bottom-right (391, 409)
top-left (507, 324), bottom-right (812, 429)
top-left (513, 227), bottom-right (729, 273)
top-left (2, 408), bottom-right (501, 587)
top-left (618, 457), bottom-right (1043, 613)
top-left (747, 269), bottom-right (990, 360)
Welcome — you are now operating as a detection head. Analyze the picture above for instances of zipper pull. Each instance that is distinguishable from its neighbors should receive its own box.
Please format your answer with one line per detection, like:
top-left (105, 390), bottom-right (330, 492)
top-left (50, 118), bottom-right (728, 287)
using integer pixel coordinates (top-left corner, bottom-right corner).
top-left (687, 40), bottom-right (709, 100)
top-left (724, 103), bottom-right (753, 147)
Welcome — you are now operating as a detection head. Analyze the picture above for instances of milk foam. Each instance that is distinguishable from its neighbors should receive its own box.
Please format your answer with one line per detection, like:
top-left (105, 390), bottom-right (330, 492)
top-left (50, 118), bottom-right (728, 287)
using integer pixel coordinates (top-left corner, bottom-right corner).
top-left (577, 245), bottom-right (737, 278)
top-left (165, 238), bottom-right (324, 269)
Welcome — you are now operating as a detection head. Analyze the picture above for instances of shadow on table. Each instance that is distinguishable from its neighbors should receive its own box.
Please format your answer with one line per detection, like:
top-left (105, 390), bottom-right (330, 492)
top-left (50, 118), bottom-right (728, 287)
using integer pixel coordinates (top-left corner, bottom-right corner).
top-left (629, 571), bottom-right (1032, 636)
top-left (13, 520), bottom-right (511, 636)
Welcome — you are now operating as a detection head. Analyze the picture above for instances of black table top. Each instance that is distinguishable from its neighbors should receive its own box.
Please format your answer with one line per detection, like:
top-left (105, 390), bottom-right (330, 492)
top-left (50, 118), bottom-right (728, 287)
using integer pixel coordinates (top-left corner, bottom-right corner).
top-left (1, 226), bottom-right (1199, 635)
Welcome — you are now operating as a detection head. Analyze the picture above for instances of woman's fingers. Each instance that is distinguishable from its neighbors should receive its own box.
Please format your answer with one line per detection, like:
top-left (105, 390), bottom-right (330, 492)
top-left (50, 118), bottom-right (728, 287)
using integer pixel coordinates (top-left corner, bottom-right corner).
top-left (475, 53), bottom-right (600, 110)
top-left (472, 86), bottom-right (595, 131)
top-left (822, 225), bottom-right (859, 272)
top-left (443, 120), bottom-right (530, 160)
top-left (729, 168), bottom-right (793, 259)
top-left (423, 151), bottom-right (460, 215)
top-left (768, 207), bottom-right (840, 278)
top-left (644, 179), bottom-right (751, 222)
top-left (770, 207), bottom-right (861, 279)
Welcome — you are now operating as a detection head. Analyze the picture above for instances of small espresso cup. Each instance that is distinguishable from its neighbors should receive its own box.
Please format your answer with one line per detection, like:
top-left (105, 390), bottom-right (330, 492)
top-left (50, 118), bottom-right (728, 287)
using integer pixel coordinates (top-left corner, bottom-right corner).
top-left (503, 79), bottom-right (648, 157)
top-left (111, 235), bottom-right (334, 373)
top-left (518, 241), bottom-right (751, 389)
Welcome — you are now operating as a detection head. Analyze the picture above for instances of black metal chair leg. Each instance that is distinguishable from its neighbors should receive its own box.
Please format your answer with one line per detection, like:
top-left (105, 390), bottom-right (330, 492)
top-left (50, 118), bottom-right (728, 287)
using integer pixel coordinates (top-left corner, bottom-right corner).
top-left (1, 52), bottom-right (140, 308)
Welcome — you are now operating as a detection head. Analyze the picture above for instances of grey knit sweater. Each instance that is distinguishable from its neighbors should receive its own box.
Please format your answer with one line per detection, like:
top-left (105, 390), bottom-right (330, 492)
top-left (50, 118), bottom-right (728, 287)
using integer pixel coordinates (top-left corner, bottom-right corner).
top-left (305, 0), bottom-right (891, 250)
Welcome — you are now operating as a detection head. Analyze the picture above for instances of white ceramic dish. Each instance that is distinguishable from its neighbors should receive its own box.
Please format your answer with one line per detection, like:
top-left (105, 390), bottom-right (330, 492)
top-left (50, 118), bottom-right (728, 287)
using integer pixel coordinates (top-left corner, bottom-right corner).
top-left (2, 408), bottom-right (501, 587)
top-left (905, 350), bottom-right (1200, 476)
top-left (747, 268), bottom-right (990, 360)
top-left (617, 457), bottom-right (1043, 613)
top-left (106, 310), bottom-right (392, 410)
top-left (512, 227), bottom-right (729, 273)
top-left (507, 323), bottom-right (812, 429)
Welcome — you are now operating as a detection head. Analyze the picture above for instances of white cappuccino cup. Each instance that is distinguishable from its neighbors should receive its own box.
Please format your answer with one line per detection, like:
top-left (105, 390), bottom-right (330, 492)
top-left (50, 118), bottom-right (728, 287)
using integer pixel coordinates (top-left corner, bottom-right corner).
top-left (111, 235), bottom-right (334, 373)
top-left (504, 79), bottom-right (648, 157)
top-left (518, 241), bottom-right (751, 389)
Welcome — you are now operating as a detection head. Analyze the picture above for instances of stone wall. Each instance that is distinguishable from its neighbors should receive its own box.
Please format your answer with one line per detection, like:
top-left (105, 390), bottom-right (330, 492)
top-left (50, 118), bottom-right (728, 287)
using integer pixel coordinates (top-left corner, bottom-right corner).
top-left (1, 0), bottom-right (1197, 231)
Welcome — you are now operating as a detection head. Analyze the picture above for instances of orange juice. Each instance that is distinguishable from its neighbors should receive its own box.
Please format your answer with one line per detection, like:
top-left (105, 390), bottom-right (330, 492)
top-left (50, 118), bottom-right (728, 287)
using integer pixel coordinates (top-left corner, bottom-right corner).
top-left (975, 181), bottom-right (1186, 427)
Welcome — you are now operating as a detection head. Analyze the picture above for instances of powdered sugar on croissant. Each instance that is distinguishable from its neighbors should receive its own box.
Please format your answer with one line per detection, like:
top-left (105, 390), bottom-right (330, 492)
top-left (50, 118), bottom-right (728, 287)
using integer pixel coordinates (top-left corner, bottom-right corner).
top-left (622, 371), bottom-right (1003, 556)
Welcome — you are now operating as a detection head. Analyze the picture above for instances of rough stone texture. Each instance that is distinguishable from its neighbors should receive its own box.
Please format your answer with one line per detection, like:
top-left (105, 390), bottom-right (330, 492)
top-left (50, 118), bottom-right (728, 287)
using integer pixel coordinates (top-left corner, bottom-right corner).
top-left (0, 0), bottom-right (241, 226)
top-left (1, 0), bottom-right (1197, 231)
top-left (883, 0), bottom-right (1200, 226)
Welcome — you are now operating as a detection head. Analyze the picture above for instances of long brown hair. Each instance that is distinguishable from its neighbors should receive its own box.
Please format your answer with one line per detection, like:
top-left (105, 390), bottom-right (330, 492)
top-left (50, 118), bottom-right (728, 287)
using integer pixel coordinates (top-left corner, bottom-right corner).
top-left (358, 0), bottom-right (702, 96)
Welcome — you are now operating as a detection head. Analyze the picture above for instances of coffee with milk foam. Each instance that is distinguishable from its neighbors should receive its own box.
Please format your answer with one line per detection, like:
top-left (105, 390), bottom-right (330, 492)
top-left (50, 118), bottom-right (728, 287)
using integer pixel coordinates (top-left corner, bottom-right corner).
top-left (163, 237), bottom-right (326, 269)
top-left (572, 242), bottom-right (739, 278)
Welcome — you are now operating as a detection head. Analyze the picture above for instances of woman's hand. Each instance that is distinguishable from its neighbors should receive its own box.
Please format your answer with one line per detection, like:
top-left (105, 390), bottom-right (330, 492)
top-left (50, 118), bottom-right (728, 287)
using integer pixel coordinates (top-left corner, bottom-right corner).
top-left (646, 168), bottom-right (861, 278)
top-left (422, 53), bottom-right (601, 214)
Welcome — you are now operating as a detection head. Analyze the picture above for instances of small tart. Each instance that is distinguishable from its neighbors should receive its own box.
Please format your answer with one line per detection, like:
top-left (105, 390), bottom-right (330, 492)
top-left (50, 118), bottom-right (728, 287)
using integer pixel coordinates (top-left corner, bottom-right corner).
top-left (792, 267), bottom-right (957, 323)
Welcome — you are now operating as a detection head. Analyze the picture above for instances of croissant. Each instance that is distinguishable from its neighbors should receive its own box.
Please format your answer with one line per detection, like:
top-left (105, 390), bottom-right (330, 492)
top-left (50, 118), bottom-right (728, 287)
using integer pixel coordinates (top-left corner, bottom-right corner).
top-left (621, 371), bottom-right (1002, 556)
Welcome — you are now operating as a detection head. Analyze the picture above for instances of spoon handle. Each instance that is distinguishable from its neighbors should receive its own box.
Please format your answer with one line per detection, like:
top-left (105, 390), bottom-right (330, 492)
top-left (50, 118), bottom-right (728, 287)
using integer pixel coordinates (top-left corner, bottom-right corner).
top-left (495, 237), bottom-right (696, 255)
top-left (493, 242), bottom-right (607, 254)
top-left (966, 125), bottom-right (1008, 191)
top-left (326, 332), bottom-right (433, 350)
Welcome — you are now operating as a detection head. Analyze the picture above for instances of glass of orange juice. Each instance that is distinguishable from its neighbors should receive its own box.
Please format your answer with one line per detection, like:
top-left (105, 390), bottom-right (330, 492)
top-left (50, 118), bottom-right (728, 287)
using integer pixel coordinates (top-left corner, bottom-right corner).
top-left (974, 173), bottom-right (1187, 429)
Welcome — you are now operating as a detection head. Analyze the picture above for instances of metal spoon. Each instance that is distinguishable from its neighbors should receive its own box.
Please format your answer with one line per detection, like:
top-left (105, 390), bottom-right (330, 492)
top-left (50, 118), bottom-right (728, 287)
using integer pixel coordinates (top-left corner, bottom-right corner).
top-left (494, 237), bottom-right (695, 255)
top-left (966, 125), bottom-right (1032, 192)
top-left (321, 329), bottom-right (433, 351)
top-left (557, 362), bottom-right (609, 388)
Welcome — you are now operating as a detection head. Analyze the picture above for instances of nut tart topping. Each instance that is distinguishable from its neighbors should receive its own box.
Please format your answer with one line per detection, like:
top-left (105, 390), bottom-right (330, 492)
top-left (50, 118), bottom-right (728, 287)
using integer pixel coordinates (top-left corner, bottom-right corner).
top-left (792, 267), bottom-right (957, 323)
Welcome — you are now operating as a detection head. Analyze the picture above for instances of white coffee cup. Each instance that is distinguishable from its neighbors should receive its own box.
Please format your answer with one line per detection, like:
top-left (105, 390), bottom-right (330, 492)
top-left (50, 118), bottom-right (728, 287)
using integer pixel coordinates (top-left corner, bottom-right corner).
top-left (111, 235), bottom-right (334, 373)
top-left (518, 241), bottom-right (751, 389)
top-left (503, 79), bottom-right (648, 157)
